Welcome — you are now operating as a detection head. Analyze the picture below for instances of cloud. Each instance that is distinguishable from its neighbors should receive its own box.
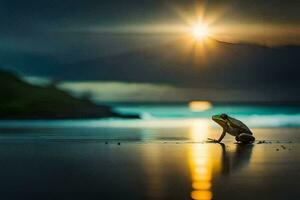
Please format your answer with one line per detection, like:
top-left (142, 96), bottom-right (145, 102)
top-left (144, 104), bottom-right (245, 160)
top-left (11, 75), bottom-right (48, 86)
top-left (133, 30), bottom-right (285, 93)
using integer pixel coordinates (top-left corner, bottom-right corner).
top-left (59, 81), bottom-right (184, 102)
top-left (58, 81), bottom-right (297, 102)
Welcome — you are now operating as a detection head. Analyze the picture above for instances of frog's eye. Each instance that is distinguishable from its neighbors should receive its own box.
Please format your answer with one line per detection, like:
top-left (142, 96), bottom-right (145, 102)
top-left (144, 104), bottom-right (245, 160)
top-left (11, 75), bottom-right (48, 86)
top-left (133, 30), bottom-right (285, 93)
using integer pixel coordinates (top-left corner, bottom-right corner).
top-left (221, 114), bottom-right (228, 119)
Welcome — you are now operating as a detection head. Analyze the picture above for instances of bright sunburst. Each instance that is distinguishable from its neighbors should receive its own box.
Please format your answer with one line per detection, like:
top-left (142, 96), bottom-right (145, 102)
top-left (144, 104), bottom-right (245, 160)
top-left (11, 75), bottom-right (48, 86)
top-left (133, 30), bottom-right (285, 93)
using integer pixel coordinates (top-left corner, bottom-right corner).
top-left (191, 23), bottom-right (209, 41)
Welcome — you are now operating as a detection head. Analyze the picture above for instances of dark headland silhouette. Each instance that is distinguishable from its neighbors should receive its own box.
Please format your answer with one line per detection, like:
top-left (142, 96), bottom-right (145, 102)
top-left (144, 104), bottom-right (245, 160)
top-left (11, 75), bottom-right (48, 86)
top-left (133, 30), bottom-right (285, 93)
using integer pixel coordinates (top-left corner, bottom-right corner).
top-left (0, 70), bottom-right (138, 119)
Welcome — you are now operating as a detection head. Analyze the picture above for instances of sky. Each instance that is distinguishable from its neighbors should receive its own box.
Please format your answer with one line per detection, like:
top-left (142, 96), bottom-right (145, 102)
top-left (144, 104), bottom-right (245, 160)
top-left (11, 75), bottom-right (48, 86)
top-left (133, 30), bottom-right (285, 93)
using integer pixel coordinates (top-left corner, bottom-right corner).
top-left (1, 0), bottom-right (300, 102)
top-left (0, 0), bottom-right (299, 59)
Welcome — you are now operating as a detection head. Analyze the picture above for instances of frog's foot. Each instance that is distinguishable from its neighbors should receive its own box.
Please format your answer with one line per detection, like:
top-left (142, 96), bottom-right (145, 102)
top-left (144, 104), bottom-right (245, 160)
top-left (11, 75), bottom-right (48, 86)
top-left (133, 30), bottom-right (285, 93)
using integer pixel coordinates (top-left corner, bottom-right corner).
top-left (236, 133), bottom-right (255, 144)
top-left (206, 138), bottom-right (219, 143)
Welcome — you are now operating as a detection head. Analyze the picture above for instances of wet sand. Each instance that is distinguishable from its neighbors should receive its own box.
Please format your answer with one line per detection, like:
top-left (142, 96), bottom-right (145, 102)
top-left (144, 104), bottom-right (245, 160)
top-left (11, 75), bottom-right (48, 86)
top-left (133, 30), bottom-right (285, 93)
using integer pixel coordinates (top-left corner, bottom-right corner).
top-left (0, 126), bottom-right (299, 200)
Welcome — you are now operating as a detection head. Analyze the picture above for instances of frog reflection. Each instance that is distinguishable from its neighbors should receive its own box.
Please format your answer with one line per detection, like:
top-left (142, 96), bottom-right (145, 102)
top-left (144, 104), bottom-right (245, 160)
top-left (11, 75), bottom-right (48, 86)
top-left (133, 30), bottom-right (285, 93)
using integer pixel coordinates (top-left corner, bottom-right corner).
top-left (219, 143), bottom-right (253, 175)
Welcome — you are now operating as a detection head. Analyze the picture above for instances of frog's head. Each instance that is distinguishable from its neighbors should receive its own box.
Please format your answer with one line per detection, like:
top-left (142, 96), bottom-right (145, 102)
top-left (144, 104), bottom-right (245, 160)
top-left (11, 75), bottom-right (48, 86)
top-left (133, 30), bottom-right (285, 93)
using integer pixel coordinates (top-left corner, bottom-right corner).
top-left (212, 114), bottom-right (229, 129)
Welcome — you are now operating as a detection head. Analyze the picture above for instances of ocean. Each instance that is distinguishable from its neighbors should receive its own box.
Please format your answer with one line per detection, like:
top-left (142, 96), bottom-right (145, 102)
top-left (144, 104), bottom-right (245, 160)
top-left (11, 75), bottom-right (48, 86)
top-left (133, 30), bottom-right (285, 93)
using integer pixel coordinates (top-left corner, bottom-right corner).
top-left (0, 103), bottom-right (299, 142)
top-left (0, 103), bottom-right (299, 130)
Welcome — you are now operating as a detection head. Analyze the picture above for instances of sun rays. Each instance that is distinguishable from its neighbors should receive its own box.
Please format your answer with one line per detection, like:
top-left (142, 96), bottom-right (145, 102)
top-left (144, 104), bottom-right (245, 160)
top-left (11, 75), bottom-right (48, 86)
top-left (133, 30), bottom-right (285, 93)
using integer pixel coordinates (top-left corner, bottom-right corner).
top-left (166, 1), bottom-right (227, 66)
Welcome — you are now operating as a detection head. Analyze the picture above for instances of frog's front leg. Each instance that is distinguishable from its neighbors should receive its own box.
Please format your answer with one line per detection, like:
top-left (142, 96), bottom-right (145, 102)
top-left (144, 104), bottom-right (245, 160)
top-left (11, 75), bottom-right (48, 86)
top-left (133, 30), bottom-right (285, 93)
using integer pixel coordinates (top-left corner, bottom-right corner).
top-left (207, 130), bottom-right (226, 143)
top-left (236, 133), bottom-right (255, 144)
top-left (216, 129), bottom-right (226, 143)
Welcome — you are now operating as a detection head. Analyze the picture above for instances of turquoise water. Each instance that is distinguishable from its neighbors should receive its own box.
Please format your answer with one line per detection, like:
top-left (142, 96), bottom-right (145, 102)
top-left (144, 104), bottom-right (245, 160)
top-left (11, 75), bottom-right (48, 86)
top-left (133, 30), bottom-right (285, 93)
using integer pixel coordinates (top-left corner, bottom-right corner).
top-left (114, 104), bottom-right (300, 127)
top-left (0, 104), bottom-right (299, 128)
top-left (115, 104), bottom-right (300, 118)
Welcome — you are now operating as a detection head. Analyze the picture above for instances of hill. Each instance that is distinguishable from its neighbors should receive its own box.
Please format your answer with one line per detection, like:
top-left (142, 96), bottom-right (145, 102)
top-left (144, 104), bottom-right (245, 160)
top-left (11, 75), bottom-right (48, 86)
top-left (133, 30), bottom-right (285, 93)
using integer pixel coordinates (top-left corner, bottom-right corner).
top-left (60, 39), bottom-right (299, 91)
top-left (0, 70), bottom-right (136, 119)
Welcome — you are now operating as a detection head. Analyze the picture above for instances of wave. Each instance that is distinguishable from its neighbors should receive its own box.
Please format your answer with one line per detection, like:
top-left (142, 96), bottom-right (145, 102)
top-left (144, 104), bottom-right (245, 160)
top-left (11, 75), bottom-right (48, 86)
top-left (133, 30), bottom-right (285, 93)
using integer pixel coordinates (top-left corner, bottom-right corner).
top-left (0, 114), bottom-right (299, 128)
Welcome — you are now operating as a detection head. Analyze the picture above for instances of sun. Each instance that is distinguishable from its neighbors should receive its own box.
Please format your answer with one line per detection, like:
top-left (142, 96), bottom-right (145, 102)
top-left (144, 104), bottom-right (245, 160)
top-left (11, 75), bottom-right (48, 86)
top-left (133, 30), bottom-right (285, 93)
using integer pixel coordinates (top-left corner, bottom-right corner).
top-left (191, 23), bottom-right (209, 41)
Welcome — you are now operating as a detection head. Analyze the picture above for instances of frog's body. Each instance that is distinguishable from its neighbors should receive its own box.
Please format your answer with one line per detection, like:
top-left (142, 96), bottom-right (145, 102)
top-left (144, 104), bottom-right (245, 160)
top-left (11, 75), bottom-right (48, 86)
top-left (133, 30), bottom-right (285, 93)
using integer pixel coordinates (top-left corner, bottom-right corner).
top-left (212, 114), bottom-right (255, 143)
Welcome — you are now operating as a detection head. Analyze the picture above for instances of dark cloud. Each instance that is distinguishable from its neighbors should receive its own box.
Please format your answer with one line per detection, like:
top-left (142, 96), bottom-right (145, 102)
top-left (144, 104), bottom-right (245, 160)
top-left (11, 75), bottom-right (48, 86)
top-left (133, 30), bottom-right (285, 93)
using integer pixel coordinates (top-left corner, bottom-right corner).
top-left (1, 0), bottom-right (299, 35)
top-left (0, 0), bottom-right (298, 49)
top-left (0, 0), bottom-right (299, 53)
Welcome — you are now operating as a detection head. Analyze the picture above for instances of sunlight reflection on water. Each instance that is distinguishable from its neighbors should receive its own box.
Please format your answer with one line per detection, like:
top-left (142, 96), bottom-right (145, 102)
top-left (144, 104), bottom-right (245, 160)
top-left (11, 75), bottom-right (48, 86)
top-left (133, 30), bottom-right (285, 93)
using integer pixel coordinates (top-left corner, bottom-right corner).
top-left (189, 120), bottom-right (213, 200)
top-left (189, 101), bottom-right (213, 112)
top-left (188, 120), bottom-right (257, 200)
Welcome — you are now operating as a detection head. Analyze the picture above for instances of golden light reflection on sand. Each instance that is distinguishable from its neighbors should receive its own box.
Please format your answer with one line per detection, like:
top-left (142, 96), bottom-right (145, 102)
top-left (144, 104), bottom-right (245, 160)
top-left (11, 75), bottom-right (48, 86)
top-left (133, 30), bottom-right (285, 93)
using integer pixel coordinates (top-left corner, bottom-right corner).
top-left (141, 144), bottom-right (166, 199)
top-left (189, 120), bottom-right (213, 200)
top-left (190, 119), bottom-right (211, 142)
top-left (188, 119), bottom-right (255, 199)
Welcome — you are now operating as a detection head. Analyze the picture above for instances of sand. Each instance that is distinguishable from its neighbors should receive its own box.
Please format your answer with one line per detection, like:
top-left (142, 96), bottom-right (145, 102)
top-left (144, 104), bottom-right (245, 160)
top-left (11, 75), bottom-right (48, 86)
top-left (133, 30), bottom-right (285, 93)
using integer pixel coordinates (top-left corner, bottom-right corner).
top-left (0, 126), bottom-right (299, 200)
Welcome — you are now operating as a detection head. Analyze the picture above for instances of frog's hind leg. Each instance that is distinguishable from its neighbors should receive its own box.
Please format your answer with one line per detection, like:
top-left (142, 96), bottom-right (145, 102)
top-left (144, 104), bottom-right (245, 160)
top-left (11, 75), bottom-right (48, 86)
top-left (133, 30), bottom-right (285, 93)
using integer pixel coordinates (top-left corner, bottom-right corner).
top-left (236, 133), bottom-right (255, 144)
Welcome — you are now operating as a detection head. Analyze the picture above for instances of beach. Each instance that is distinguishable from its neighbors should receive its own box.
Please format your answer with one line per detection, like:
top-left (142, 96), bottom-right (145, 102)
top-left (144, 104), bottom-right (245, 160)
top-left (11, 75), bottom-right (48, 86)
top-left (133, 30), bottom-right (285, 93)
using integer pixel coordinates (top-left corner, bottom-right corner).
top-left (1, 0), bottom-right (299, 199)
top-left (0, 117), bottom-right (299, 200)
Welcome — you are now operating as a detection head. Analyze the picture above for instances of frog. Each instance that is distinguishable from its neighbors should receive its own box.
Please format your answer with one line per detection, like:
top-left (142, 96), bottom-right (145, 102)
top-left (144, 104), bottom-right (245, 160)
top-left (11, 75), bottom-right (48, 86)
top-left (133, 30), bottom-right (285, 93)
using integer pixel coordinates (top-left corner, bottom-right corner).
top-left (209, 114), bottom-right (255, 144)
